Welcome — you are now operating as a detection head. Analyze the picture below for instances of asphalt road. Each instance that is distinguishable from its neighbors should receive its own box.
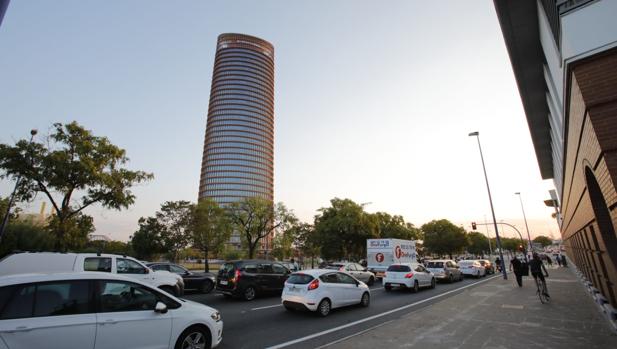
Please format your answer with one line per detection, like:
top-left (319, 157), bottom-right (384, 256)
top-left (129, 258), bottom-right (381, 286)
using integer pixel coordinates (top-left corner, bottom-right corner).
top-left (183, 273), bottom-right (502, 349)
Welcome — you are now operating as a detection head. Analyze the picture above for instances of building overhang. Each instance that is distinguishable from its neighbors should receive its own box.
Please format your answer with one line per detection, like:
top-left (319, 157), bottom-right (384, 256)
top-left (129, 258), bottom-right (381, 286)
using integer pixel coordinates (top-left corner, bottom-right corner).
top-left (494, 0), bottom-right (554, 179)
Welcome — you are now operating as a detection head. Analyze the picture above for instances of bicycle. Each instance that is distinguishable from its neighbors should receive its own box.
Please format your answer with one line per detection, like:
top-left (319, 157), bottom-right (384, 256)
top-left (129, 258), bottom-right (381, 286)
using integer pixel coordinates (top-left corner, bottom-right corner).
top-left (534, 274), bottom-right (550, 304)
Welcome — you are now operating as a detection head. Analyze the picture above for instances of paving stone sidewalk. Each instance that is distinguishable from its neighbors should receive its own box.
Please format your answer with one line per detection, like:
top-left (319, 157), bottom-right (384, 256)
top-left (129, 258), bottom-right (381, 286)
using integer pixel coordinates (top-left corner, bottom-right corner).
top-left (328, 267), bottom-right (617, 349)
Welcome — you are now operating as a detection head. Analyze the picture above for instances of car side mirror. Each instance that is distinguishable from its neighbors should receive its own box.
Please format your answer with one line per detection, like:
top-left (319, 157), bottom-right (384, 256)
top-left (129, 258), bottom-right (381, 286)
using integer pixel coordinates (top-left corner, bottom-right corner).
top-left (144, 268), bottom-right (150, 274)
top-left (356, 281), bottom-right (360, 287)
top-left (154, 301), bottom-right (168, 314)
top-left (363, 268), bottom-right (368, 272)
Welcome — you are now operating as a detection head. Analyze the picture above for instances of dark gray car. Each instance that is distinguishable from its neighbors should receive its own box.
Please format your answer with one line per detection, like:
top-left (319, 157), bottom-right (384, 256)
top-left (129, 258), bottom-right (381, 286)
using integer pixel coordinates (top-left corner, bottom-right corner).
top-left (326, 262), bottom-right (376, 285)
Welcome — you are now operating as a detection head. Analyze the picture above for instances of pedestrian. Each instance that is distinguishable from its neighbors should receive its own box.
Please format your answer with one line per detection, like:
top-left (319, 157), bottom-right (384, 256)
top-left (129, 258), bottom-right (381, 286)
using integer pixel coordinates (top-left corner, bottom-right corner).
top-left (290, 258), bottom-right (299, 271)
top-left (561, 254), bottom-right (568, 267)
top-left (495, 257), bottom-right (501, 272)
top-left (510, 255), bottom-right (524, 287)
top-left (556, 254), bottom-right (562, 267)
top-left (546, 255), bottom-right (553, 267)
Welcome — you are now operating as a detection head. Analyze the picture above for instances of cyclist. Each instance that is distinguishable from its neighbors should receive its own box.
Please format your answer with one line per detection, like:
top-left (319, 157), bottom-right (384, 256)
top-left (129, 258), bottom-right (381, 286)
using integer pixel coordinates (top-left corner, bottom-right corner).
top-left (529, 253), bottom-right (550, 297)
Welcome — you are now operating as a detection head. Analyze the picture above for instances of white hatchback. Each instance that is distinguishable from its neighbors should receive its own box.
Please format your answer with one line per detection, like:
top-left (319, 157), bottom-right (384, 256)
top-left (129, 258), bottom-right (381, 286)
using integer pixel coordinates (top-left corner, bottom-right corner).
top-left (281, 269), bottom-right (370, 317)
top-left (383, 263), bottom-right (436, 292)
top-left (0, 272), bottom-right (223, 349)
top-left (457, 260), bottom-right (486, 278)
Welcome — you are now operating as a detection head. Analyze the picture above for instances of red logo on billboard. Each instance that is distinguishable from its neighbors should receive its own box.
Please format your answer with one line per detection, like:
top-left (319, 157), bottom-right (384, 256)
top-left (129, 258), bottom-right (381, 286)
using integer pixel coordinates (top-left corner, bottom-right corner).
top-left (375, 253), bottom-right (384, 263)
top-left (395, 246), bottom-right (402, 259)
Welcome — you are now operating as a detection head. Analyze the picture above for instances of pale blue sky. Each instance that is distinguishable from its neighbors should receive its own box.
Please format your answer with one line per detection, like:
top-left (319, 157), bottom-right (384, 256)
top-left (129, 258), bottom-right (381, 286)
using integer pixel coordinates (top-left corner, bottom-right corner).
top-left (0, 0), bottom-right (559, 241)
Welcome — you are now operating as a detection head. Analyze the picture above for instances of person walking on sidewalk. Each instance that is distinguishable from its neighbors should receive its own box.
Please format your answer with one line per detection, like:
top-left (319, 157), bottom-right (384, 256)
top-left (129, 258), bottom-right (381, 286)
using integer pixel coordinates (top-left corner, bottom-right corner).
top-left (510, 255), bottom-right (524, 287)
top-left (556, 254), bottom-right (562, 267)
top-left (530, 253), bottom-right (550, 297)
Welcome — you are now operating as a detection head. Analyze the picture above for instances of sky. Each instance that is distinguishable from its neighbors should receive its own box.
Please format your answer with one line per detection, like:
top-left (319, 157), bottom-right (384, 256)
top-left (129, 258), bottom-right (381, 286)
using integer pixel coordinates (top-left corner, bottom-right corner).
top-left (0, 0), bottom-right (560, 242)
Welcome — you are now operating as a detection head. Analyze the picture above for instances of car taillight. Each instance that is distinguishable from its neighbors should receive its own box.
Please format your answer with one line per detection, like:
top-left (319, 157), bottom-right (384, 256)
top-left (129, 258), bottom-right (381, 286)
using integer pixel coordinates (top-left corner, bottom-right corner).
top-left (232, 269), bottom-right (241, 282)
top-left (339, 266), bottom-right (345, 271)
top-left (308, 279), bottom-right (319, 291)
top-left (405, 273), bottom-right (414, 278)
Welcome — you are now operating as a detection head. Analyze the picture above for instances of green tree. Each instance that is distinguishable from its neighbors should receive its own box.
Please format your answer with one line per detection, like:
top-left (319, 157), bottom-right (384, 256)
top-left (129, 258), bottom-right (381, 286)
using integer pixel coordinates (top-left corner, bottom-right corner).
top-left (373, 212), bottom-right (422, 240)
top-left (191, 198), bottom-right (232, 272)
top-left (0, 195), bottom-right (21, 223)
top-left (130, 216), bottom-right (164, 261)
top-left (0, 221), bottom-right (54, 257)
top-left (313, 198), bottom-right (379, 261)
top-left (156, 201), bottom-right (192, 262)
top-left (293, 223), bottom-right (319, 267)
top-left (421, 219), bottom-right (468, 258)
top-left (533, 235), bottom-right (553, 247)
top-left (467, 231), bottom-right (490, 256)
top-left (82, 240), bottom-right (131, 255)
top-left (47, 213), bottom-right (94, 251)
top-left (0, 122), bottom-right (153, 250)
top-left (229, 197), bottom-right (297, 259)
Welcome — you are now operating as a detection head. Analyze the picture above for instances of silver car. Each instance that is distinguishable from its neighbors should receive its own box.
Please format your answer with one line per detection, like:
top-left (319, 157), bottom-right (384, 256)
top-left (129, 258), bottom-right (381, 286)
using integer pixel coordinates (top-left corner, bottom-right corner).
top-left (326, 262), bottom-right (376, 285)
top-left (425, 259), bottom-right (463, 283)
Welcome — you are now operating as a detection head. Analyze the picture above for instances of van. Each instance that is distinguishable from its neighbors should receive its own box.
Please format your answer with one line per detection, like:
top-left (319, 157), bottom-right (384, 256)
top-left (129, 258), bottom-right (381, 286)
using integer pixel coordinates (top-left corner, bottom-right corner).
top-left (0, 252), bottom-right (184, 296)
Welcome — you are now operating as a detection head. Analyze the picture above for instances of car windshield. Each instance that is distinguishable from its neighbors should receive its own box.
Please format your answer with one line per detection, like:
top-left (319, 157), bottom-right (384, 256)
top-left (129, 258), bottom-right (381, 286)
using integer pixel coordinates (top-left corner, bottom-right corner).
top-left (426, 262), bottom-right (444, 268)
top-left (286, 273), bottom-right (314, 284)
top-left (387, 265), bottom-right (411, 272)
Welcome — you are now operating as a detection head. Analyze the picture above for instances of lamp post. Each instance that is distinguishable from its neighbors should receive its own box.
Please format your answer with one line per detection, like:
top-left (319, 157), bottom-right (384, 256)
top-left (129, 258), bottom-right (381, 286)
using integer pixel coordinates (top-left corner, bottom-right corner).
top-left (515, 192), bottom-right (533, 257)
top-left (469, 131), bottom-right (507, 279)
top-left (0, 129), bottom-right (37, 241)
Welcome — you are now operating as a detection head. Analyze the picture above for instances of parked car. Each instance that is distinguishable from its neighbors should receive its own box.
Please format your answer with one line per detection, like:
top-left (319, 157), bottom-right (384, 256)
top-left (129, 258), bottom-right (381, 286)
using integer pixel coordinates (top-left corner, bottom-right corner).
top-left (216, 260), bottom-right (290, 301)
top-left (325, 262), bottom-right (376, 285)
top-left (425, 259), bottom-right (463, 283)
top-left (280, 261), bottom-right (299, 272)
top-left (281, 269), bottom-right (370, 316)
top-left (478, 259), bottom-right (495, 274)
top-left (148, 262), bottom-right (216, 294)
top-left (457, 260), bottom-right (486, 278)
top-left (383, 263), bottom-right (435, 292)
top-left (0, 252), bottom-right (184, 296)
top-left (0, 272), bottom-right (223, 348)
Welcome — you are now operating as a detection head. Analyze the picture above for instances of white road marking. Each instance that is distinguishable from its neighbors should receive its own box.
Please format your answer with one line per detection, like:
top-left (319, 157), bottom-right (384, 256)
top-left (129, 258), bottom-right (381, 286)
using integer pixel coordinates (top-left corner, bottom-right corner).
top-left (265, 274), bottom-right (502, 349)
top-left (251, 304), bottom-right (283, 311)
top-left (314, 320), bottom-right (395, 349)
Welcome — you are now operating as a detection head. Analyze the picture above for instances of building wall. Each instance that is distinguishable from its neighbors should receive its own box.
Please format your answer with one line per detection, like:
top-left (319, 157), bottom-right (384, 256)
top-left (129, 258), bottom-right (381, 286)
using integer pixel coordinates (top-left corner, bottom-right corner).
top-left (561, 49), bottom-right (617, 306)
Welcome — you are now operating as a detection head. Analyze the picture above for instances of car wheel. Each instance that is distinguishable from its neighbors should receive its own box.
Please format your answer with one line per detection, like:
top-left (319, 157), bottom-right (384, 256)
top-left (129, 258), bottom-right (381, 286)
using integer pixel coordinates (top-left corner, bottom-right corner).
top-left (201, 280), bottom-right (214, 294)
top-left (367, 276), bottom-right (375, 286)
top-left (449, 274), bottom-right (454, 283)
top-left (317, 299), bottom-right (331, 317)
top-left (384, 284), bottom-right (392, 292)
top-left (243, 286), bottom-right (256, 301)
top-left (175, 325), bottom-right (211, 349)
top-left (412, 280), bottom-right (419, 293)
top-left (430, 278), bottom-right (436, 289)
top-left (360, 292), bottom-right (370, 307)
top-left (223, 293), bottom-right (233, 299)
top-left (284, 305), bottom-right (295, 312)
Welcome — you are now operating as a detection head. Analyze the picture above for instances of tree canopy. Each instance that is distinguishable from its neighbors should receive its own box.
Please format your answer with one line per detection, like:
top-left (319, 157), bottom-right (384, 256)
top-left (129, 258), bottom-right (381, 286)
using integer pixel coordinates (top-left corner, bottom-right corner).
top-left (467, 231), bottom-right (490, 256)
top-left (373, 212), bottom-right (423, 240)
top-left (421, 219), bottom-right (468, 258)
top-left (229, 197), bottom-right (297, 259)
top-left (533, 235), bottom-right (553, 247)
top-left (0, 122), bottom-right (152, 249)
top-left (191, 198), bottom-right (232, 272)
top-left (313, 198), bottom-right (379, 261)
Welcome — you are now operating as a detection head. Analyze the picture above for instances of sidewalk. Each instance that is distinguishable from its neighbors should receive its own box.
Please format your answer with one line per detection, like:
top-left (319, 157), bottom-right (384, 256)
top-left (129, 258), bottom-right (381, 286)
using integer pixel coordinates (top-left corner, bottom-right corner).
top-left (329, 267), bottom-right (617, 349)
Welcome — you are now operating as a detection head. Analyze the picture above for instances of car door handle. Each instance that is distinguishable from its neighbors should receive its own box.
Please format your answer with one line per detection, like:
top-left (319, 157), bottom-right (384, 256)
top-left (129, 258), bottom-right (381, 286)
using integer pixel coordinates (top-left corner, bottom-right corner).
top-left (100, 319), bottom-right (118, 325)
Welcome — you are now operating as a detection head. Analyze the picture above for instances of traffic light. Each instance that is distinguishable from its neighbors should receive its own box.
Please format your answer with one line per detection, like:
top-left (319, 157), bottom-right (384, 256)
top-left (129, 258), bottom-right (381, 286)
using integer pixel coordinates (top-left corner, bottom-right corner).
top-left (471, 222), bottom-right (477, 230)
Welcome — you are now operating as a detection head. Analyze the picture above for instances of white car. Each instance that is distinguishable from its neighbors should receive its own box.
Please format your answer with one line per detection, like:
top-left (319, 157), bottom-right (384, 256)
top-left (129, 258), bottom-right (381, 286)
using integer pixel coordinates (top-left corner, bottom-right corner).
top-left (457, 260), bottom-right (486, 278)
top-left (281, 269), bottom-right (370, 317)
top-left (0, 272), bottom-right (223, 349)
top-left (0, 252), bottom-right (184, 296)
top-left (383, 263), bottom-right (436, 292)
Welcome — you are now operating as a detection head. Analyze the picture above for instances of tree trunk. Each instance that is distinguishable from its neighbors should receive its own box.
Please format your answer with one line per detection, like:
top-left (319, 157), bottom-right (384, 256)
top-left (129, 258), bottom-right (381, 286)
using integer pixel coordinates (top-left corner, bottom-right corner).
top-left (204, 247), bottom-right (209, 273)
top-left (248, 242), bottom-right (256, 259)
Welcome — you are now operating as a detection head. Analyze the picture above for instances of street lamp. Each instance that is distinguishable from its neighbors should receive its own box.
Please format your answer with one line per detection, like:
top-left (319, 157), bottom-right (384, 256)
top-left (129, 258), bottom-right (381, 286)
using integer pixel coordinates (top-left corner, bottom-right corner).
top-left (515, 192), bottom-right (533, 257)
top-left (0, 129), bottom-right (38, 241)
top-left (469, 131), bottom-right (507, 279)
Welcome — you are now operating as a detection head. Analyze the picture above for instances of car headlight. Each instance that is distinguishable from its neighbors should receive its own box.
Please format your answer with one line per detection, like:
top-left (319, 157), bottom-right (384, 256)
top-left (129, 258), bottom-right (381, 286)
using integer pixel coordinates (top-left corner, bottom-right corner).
top-left (211, 311), bottom-right (221, 322)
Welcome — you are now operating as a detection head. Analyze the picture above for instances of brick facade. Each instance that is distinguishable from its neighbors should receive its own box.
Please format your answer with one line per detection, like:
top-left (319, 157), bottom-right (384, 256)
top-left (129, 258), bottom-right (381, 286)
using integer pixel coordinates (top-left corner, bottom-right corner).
top-left (561, 48), bottom-right (617, 306)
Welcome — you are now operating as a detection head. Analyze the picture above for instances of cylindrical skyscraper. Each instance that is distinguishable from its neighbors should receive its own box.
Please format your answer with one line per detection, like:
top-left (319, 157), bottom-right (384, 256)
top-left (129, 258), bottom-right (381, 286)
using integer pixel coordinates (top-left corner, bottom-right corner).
top-left (199, 34), bottom-right (274, 206)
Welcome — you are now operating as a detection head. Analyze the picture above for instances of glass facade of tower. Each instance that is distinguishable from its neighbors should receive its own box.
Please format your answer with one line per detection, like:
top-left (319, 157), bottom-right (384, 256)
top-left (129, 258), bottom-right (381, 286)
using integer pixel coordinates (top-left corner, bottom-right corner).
top-left (199, 34), bottom-right (274, 206)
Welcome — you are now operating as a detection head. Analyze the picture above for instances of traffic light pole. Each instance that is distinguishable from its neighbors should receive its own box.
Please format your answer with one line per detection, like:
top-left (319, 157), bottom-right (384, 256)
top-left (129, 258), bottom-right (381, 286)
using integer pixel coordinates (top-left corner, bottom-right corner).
top-left (475, 222), bottom-right (529, 263)
top-left (469, 132), bottom-right (507, 280)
